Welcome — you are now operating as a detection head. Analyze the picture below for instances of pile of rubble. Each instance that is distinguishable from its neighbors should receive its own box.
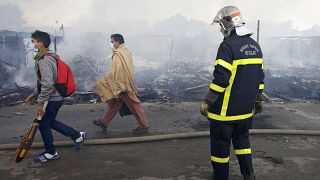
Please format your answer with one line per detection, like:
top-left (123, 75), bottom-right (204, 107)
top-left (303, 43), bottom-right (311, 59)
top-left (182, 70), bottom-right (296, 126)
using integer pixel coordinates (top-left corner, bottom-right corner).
top-left (264, 67), bottom-right (320, 101)
top-left (136, 57), bottom-right (212, 102)
top-left (0, 83), bottom-right (33, 107)
top-left (136, 59), bottom-right (320, 102)
top-left (70, 55), bottom-right (109, 91)
top-left (1, 54), bottom-right (320, 107)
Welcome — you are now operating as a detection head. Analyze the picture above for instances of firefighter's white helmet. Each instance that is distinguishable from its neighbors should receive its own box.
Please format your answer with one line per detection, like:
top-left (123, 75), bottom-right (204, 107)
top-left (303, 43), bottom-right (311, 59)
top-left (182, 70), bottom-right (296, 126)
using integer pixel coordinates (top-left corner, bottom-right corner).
top-left (212, 6), bottom-right (252, 37)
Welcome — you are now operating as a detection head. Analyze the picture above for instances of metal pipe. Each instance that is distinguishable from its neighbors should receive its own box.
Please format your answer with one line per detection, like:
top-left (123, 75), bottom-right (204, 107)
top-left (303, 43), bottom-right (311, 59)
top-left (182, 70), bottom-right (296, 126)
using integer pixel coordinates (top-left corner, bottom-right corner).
top-left (257, 20), bottom-right (260, 43)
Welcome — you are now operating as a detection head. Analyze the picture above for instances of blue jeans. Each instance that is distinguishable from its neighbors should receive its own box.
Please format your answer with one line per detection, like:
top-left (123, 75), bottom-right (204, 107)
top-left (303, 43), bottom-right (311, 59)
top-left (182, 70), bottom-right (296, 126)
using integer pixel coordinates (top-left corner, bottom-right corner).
top-left (39, 101), bottom-right (80, 154)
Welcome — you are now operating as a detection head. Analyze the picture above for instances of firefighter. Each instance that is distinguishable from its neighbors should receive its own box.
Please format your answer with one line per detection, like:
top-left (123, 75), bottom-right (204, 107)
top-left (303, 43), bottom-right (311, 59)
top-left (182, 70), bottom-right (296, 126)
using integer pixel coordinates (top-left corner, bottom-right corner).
top-left (200, 6), bottom-right (265, 180)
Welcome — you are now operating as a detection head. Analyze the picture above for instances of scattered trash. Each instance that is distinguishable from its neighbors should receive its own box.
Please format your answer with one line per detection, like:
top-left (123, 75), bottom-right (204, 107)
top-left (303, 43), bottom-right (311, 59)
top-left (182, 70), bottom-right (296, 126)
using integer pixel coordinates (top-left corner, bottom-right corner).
top-left (12, 112), bottom-right (25, 116)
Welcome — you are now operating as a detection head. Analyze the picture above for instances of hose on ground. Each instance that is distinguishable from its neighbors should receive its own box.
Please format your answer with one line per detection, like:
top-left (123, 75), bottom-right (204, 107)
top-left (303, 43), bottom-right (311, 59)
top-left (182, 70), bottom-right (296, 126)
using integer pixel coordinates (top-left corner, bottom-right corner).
top-left (0, 129), bottom-right (319, 150)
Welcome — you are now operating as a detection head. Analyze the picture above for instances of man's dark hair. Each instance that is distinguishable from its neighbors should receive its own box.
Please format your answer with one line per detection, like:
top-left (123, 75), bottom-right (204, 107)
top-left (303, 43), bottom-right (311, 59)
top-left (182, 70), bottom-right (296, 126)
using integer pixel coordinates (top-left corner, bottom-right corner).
top-left (111, 34), bottom-right (125, 44)
top-left (31, 30), bottom-right (51, 48)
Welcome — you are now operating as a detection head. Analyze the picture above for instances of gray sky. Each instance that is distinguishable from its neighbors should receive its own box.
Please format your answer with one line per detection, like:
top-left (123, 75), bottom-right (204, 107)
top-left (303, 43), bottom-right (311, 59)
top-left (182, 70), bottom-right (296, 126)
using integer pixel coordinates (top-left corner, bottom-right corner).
top-left (1, 0), bottom-right (319, 31)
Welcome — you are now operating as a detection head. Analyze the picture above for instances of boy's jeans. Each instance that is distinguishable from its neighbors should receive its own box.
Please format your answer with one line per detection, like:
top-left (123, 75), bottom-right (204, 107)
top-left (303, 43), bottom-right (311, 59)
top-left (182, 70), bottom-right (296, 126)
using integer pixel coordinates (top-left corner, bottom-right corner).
top-left (39, 101), bottom-right (80, 154)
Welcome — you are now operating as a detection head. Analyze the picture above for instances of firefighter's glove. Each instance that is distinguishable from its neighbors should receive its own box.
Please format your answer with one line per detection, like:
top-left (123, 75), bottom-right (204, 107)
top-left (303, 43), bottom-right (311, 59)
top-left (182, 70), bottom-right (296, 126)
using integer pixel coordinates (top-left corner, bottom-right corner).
top-left (200, 101), bottom-right (208, 117)
top-left (206, 90), bottom-right (219, 104)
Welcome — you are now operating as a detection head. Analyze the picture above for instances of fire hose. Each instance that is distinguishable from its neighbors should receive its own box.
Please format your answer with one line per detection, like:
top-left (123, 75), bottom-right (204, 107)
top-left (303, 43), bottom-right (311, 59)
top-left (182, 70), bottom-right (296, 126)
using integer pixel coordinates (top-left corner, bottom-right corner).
top-left (0, 129), bottom-right (320, 150)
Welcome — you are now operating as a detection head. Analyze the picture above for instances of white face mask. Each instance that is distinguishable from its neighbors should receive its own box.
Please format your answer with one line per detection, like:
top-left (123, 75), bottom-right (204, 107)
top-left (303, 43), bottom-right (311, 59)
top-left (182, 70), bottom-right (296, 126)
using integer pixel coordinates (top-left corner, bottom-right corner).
top-left (30, 42), bottom-right (38, 52)
top-left (110, 42), bottom-right (114, 50)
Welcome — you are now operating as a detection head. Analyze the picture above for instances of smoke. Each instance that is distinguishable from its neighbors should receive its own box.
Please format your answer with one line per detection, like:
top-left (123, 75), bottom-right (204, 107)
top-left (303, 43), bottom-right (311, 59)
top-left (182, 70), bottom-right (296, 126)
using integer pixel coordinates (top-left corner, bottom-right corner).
top-left (57, 31), bottom-right (109, 61)
top-left (0, 3), bottom-right (25, 30)
top-left (1, 0), bottom-right (320, 100)
top-left (2, 0), bottom-right (320, 30)
top-left (13, 67), bottom-right (36, 87)
top-left (1, 1), bottom-right (319, 66)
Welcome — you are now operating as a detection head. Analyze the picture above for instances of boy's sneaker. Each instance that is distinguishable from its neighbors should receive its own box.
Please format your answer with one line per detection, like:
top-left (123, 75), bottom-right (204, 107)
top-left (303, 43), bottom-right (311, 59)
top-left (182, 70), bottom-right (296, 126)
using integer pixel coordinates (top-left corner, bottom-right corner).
top-left (74, 132), bottom-right (86, 151)
top-left (132, 127), bottom-right (149, 135)
top-left (92, 120), bottom-right (107, 132)
top-left (33, 151), bottom-right (59, 163)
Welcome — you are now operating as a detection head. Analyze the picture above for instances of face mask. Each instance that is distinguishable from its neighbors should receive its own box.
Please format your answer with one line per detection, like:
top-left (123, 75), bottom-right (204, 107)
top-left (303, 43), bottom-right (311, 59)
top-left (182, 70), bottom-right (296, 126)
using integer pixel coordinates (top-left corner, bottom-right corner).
top-left (30, 42), bottom-right (38, 52)
top-left (110, 42), bottom-right (114, 49)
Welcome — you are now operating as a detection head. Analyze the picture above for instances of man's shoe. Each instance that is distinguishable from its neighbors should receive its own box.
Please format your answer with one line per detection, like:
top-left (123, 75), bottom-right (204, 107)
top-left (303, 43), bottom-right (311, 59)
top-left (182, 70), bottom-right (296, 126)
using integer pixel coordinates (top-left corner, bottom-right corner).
top-left (74, 132), bottom-right (86, 151)
top-left (33, 151), bottom-right (59, 163)
top-left (92, 120), bottom-right (107, 132)
top-left (132, 127), bottom-right (149, 135)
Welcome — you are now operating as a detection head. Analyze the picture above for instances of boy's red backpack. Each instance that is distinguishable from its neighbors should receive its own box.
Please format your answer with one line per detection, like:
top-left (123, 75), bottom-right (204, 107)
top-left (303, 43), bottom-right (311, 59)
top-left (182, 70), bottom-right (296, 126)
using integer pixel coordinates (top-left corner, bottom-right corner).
top-left (45, 53), bottom-right (76, 97)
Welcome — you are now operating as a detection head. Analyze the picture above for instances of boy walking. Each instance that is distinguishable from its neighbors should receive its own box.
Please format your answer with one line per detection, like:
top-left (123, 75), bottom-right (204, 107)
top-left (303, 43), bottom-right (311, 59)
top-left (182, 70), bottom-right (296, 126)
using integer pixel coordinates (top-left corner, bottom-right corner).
top-left (26, 30), bottom-right (86, 162)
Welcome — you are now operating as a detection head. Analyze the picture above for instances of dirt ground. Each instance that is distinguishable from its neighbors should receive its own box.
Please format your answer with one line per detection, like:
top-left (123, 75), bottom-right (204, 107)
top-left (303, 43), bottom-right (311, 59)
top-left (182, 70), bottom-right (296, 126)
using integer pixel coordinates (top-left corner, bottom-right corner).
top-left (0, 101), bottom-right (320, 180)
top-left (0, 101), bottom-right (319, 144)
top-left (0, 135), bottom-right (320, 180)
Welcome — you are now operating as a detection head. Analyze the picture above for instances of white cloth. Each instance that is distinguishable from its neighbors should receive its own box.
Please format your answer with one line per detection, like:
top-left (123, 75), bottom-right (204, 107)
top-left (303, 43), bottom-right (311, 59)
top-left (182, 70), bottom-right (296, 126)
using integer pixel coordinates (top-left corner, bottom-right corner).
top-left (235, 25), bottom-right (253, 36)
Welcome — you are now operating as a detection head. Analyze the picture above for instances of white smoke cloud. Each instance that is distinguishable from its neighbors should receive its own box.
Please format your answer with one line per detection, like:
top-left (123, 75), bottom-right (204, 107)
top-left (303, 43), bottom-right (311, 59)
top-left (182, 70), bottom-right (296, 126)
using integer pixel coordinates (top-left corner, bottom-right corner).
top-left (1, 0), bottom-right (319, 32)
top-left (1, 0), bottom-right (320, 89)
top-left (0, 3), bottom-right (25, 30)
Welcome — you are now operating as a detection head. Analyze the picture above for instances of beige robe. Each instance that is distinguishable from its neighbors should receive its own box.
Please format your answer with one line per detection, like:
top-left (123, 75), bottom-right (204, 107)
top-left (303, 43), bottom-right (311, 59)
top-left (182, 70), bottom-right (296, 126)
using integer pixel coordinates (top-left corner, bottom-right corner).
top-left (96, 44), bottom-right (138, 103)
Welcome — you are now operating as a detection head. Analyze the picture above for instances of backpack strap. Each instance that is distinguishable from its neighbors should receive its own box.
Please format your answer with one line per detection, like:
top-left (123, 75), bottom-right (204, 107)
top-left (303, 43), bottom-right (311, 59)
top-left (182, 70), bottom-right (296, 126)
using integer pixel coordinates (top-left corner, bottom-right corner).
top-left (43, 53), bottom-right (59, 95)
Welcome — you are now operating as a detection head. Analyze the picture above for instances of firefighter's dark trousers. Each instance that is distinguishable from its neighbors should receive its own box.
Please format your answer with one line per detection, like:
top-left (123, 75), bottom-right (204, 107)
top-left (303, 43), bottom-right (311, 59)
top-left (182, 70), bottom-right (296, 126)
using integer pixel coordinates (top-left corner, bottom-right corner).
top-left (210, 119), bottom-right (254, 180)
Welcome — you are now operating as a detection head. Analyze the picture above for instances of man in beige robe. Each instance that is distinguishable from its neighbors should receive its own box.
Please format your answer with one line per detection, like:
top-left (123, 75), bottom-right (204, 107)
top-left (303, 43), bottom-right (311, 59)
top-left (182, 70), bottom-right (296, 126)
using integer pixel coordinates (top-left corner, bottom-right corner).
top-left (93, 34), bottom-right (148, 134)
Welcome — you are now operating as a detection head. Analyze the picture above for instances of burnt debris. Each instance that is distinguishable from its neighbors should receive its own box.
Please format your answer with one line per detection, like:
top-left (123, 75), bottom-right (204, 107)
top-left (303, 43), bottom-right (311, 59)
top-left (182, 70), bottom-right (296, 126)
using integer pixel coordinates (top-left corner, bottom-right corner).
top-left (0, 30), bottom-right (319, 106)
top-left (1, 55), bottom-right (320, 106)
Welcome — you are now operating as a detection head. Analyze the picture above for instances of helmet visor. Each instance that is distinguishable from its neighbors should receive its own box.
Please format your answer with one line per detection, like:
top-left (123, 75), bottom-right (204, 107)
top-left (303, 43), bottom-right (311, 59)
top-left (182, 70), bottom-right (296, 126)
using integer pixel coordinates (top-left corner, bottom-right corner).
top-left (211, 21), bottom-right (223, 32)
